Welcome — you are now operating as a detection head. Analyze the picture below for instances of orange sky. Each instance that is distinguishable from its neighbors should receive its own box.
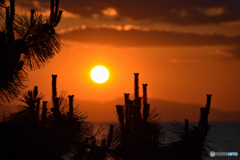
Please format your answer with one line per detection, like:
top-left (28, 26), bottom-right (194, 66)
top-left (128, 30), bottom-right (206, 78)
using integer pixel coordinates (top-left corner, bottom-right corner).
top-left (5, 0), bottom-right (240, 120)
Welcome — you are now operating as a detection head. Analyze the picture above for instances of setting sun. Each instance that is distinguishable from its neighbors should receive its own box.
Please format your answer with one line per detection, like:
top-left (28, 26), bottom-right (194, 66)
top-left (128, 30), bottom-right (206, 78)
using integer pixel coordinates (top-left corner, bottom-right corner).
top-left (90, 66), bottom-right (109, 83)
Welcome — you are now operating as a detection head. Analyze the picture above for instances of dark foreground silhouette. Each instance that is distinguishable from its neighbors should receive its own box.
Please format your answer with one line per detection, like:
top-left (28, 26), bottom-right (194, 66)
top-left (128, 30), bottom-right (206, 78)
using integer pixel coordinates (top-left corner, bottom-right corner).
top-left (0, 0), bottom-right (212, 159)
top-left (0, 0), bottom-right (62, 103)
top-left (0, 73), bottom-right (212, 160)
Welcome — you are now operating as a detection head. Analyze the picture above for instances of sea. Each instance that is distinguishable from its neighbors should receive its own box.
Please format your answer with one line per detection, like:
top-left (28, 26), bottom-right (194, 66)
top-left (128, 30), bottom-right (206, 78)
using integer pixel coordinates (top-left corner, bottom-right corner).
top-left (92, 122), bottom-right (240, 160)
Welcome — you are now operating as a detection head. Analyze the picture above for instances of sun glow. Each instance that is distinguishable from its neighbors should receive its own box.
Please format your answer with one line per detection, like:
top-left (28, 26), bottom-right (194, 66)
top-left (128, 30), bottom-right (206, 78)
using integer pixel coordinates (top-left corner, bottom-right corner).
top-left (90, 66), bottom-right (109, 83)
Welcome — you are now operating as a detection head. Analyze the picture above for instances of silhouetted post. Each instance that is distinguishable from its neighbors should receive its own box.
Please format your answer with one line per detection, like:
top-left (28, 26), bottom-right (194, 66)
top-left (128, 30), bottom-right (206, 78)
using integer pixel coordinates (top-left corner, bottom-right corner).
top-left (8, 0), bottom-right (14, 42)
top-left (134, 73), bottom-right (140, 110)
top-left (34, 86), bottom-right (38, 99)
top-left (36, 99), bottom-right (40, 119)
top-left (134, 73), bottom-right (142, 121)
top-left (199, 108), bottom-right (207, 128)
top-left (136, 97), bottom-right (142, 120)
top-left (51, 75), bottom-right (60, 123)
top-left (143, 84), bottom-right (147, 104)
top-left (5, 7), bottom-right (10, 38)
top-left (5, 0), bottom-right (14, 42)
top-left (205, 94), bottom-right (212, 114)
top-left (68, 95), bottom-right (74, 118)
top-left (29, 86), bottom-right (38, 111)
top-left (106, 125), bottom-right (114, 149)
top-left (42, 101), bottom-right (48, 123)
top-left (129, 100), bottom-right (134, 120)
top-left (52, 75), bottom-right (57, 103)
top-left (116, 105), bottom-right (124, 129)
top-left (184, 119), bottom-right (190, 160)
top-left (199, 94), bottom-right (212, 129)
top-left (50, 0), bottom-right (54, 24)
top-left (124, 93), bottom-right (130, 126)
top-left (134, 73), bottom-right (139, 101)
top-left (143, 103), bottom-right (150, 122)
top-left (185, 119), bottom-right (189, 137)
top-left (51, 97), bottom-right (60, 123)
top-left (142, 84), bottom-right (149, 122)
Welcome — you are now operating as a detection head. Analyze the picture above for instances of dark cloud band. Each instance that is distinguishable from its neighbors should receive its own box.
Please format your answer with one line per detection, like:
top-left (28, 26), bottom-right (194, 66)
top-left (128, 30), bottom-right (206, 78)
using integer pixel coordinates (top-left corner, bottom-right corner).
top-left (16, 0), bottom-right (240, 25)
top-left (61, 28), bottom-right (240, 47)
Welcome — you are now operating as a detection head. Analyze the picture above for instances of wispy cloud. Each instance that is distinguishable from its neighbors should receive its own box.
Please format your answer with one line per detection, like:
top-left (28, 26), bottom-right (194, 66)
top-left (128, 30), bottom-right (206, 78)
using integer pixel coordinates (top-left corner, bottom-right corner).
top-left (61, 27), bottom-right (240, 47)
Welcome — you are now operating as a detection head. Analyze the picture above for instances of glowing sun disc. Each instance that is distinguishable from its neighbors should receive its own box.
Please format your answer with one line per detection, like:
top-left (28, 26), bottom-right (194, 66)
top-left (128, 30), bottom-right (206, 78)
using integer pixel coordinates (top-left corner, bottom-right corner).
top-left (90, 66), bottom-right (109, 83)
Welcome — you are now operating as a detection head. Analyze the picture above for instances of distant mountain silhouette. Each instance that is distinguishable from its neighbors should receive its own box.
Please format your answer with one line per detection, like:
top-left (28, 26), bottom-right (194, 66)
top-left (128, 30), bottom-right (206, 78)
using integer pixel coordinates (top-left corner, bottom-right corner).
top-left (2, 98), bottom-right (240, 122)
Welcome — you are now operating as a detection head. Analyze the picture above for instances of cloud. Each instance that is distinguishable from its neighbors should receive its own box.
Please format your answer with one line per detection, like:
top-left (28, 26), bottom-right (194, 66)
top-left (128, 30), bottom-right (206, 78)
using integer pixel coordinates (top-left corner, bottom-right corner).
top-left (198, 6), bottom-right (224, 16)
top-left (16, 0), bottom-right (240, 25)
top-left (101, 7), bottom-right (118, 17)
top-left (61, 27), bottom-right (240, 47)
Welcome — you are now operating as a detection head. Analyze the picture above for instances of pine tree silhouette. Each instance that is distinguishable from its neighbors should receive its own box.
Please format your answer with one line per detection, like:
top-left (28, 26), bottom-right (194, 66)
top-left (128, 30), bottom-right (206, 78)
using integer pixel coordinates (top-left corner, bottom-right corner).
top-left (0, 0), bottom-right (62, 103)
top-left (111, 73), bottom-right (163, 160)
top-left (110, 73), bottom-right (212, 160)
